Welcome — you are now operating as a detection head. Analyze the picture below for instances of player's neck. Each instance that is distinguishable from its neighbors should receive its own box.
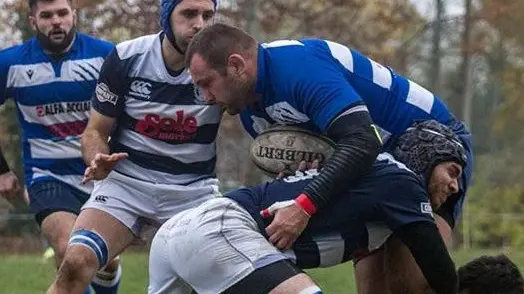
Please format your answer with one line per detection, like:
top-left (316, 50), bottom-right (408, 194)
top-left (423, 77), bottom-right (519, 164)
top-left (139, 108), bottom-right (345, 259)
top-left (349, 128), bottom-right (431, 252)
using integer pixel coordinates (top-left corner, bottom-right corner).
top-left (161, 37), bottom-right (185, 72)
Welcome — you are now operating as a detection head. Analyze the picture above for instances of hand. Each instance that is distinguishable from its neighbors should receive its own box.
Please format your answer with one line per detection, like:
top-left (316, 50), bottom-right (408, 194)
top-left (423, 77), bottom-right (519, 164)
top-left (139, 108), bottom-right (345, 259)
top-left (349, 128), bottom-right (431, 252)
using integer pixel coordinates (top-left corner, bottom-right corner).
top-left (82, 153), bottom-right (128, 184)
top-left (276, 159), bottom-right (321, 179)
top-left (261, 201), bottom-right (310, 250)
top-left (0, 171), bottom-right (21, 202)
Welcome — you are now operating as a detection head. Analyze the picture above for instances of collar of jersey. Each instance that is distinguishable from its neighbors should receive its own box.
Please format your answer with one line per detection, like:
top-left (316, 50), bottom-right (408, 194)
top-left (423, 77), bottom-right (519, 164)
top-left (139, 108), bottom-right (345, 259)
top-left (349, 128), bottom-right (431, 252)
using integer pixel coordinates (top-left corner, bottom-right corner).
top-left (255, 44), bottom-right (266, 95)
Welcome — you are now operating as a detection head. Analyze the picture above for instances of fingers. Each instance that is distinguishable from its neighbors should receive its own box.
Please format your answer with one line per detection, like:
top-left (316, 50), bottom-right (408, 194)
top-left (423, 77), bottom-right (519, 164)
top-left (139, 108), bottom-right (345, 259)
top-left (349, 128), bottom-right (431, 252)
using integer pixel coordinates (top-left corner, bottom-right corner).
top-left (81, 167), bottom-right (94, 184)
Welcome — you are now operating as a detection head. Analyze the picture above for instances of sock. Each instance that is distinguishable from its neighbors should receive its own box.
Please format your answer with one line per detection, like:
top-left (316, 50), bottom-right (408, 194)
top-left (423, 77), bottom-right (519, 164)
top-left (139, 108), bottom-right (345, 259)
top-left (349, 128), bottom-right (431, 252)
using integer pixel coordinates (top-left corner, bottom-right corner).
top-left (84, 287), bottom-right (92, 294)
top-left (91, 264), bottom-right (122, 294)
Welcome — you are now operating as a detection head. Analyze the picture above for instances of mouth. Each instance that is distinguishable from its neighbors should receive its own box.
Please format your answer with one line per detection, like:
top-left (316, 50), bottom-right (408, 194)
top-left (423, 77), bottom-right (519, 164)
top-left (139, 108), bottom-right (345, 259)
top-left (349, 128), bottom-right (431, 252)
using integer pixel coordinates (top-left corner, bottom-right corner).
top-left (49, 30), bottom-right (66, 39)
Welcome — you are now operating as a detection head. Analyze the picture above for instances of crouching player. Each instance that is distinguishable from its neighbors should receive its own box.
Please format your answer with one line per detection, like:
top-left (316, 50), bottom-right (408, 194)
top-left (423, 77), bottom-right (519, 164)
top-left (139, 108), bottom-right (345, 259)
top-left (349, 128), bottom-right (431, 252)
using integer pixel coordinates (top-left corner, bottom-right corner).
top-left (147, 120), bottom-right (464, 294)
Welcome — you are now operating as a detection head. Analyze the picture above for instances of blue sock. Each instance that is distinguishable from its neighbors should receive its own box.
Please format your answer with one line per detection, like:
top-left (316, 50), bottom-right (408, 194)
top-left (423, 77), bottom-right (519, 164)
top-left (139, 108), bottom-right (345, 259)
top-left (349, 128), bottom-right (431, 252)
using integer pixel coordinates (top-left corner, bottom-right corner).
top-left (84, 287), bottom-right (92, 294)
top-left (91, 265), bottom-right (122, 294)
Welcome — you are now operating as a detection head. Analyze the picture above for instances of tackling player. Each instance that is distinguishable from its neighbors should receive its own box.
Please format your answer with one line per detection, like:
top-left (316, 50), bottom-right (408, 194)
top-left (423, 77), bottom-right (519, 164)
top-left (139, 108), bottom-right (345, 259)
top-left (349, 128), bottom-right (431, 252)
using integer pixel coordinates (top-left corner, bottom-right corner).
top-left (148, 120), bottom-right (463, 294)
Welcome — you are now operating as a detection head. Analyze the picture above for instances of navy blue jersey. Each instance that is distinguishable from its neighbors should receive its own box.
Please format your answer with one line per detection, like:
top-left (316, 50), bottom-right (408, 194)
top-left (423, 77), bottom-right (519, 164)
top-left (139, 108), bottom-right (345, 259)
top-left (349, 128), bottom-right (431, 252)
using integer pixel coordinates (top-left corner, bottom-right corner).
top-left (226, 153), bottom-right (435, 261)
top-left (92, 33), bottom-right (222, 184)
top-left (0, 33), bottom-right (113, 192)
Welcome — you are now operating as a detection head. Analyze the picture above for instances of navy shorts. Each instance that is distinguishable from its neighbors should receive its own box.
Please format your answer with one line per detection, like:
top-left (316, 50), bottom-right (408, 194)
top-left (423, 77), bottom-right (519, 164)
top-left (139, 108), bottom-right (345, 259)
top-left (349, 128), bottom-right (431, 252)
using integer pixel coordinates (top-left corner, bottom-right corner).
top-left (28, 179), bottom-right (90, 226)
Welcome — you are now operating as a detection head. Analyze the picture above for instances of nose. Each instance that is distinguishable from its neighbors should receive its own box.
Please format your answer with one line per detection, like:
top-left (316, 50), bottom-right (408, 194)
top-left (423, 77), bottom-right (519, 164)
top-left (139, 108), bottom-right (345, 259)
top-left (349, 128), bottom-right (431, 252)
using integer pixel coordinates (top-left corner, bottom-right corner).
top-left (193, 16), bottom-right (205, 31)
top-left (202, 90), bottom-right (215, 104)
top-left (51, 14), bottom-right (61, 26)
top-left (449, 179), bottom-right (459, 194)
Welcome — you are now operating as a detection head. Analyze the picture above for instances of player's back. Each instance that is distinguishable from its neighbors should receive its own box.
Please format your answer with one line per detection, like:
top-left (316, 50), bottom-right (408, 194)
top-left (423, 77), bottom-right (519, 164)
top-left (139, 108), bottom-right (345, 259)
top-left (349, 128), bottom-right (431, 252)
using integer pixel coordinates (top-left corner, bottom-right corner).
top-left (92, 33), bottom-right (222, 185)
top-left (227, 153), bottom-right (433, 238)
top-left (241, 39), bottom-right (454, 138)
top-left (0, 33), bottom-right (114, 192)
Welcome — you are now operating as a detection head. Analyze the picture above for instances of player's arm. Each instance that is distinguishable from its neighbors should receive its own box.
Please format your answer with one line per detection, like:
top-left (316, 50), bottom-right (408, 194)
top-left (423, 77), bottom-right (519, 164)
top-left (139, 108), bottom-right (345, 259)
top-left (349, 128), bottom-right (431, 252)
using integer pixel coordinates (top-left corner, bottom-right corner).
top-left (292, 71), bottom-right (382, 214)
top-left (81, 48), bottom-right (127, 182)
top-left (394, 221), bottom-right (458, 294)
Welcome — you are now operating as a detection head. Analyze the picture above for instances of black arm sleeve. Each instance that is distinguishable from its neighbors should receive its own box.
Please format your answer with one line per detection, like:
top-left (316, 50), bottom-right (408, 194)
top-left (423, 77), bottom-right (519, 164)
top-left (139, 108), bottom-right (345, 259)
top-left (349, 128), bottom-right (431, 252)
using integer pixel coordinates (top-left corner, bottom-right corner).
top-left (0, 147), bottom-right (10, 174)
top-left (394, 221), bottom-right (458, 294)
top-left (436, 194), bottom-right (459, 228)
top-left (301, 110), bottom-right (382, 210)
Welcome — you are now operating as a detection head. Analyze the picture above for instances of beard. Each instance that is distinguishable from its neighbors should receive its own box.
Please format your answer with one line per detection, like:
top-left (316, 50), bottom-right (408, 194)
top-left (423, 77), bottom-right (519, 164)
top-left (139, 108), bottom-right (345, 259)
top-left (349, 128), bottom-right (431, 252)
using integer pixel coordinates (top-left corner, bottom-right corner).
top-left (36, 25), bottom-right (76, 53)
top-left (224, 75), bottom-right (256, 115)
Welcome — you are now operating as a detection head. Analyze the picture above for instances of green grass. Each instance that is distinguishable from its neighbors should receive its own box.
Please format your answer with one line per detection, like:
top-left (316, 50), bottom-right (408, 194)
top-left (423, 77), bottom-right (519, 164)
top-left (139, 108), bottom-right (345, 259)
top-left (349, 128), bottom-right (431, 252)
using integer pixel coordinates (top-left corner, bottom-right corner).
top-left (1, 250), bottom-right (523, 293)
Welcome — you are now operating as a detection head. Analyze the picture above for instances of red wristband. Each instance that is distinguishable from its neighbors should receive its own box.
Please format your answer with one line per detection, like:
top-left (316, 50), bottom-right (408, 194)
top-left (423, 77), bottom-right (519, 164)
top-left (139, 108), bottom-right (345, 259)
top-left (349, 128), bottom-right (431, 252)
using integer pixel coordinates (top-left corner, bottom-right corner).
top-left (295, 193), bottom-right (317, 216)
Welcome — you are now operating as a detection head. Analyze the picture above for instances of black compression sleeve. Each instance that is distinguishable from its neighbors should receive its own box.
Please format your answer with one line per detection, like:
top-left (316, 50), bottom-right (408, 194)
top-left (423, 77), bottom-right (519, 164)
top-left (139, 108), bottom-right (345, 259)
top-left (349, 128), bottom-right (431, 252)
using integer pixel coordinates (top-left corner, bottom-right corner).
top-left (0, 147), bottom-right (10, 174)
top-left (394, 221), bottom-right (458, 294)
top-left (301, 110), bottom-right (382, 210)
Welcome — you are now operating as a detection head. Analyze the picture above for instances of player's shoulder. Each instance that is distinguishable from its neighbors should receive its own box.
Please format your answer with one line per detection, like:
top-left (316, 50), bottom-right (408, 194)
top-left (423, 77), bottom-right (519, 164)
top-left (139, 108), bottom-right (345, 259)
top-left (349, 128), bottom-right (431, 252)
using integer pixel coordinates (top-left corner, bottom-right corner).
top-left (76, 32), bottom-right (114, 55)
top-left (115, 33), bottom-right (158, 60)
top-left (0, 39), bottom-right (35, 68)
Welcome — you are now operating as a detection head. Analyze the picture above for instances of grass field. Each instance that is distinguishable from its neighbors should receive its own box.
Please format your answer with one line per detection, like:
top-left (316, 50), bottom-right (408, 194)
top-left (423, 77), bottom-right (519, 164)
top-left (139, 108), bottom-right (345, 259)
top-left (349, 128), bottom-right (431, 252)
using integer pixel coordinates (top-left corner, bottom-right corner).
top-left (1, 249), bottom-right (523, 293)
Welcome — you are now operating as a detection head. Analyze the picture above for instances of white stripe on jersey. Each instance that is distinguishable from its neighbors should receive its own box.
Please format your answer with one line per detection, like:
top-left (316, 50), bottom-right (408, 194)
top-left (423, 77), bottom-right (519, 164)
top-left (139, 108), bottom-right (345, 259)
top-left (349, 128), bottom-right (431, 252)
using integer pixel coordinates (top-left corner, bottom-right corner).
top-left (406, 80), bottom-right (435, 114)
top-left (376, 152), bottom-right (412, 173)
top-left (118, 129), bottom-right (217, 163)
top-left (370, 59), bottom-right (392, 89)
top-left (326, 40), bottom-right (354, 72)
top-left (28, 138), bottom-right (82, 159)
top-left (114, 159), bottom-right (214, 185)
top-left (32, 167), bottom-right (93, 194)
top-left (17, 101), bottom-right (89, 125)
top-left (7, 57), bottom-right (104, 88)
top-left (125, 97), bottom-right (222, 124)
top-left (314, 233), bottom-right (345, 267)
top-left (116, 33), bottom-right (193, 85)
top-left (365, 222), bottom-right (393, 251)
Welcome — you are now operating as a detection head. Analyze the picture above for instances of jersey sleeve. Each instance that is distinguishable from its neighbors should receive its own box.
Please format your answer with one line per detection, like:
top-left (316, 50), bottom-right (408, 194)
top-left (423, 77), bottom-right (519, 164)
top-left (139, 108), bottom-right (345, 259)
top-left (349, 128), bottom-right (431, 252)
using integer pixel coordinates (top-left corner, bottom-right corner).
top-left (290, 61), bottom-right (364, 133)
top-left (91, 48), bottom-right (126, 117)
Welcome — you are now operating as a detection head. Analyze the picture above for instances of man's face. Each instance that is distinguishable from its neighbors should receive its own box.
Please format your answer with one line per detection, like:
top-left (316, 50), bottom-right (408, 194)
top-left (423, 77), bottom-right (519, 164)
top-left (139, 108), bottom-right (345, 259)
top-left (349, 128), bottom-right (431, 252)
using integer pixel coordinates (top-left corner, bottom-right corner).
top-left (30, 0), bottom-right (76, 53)
top-left (427, 161), bottom-right (462, 209)
top-left (170, 0), bottom-right (215, 52)
top-left (189, 54), bottom-right (254, 115)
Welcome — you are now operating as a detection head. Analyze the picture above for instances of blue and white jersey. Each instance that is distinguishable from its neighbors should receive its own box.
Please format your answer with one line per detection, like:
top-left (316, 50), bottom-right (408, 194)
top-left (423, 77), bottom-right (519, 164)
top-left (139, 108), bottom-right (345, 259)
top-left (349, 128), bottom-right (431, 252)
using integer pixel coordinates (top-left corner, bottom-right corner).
top-left (240, 39), bottom-right (455, 139)
top-left (0, 33), bottom-right (114, 193)
top-left (92, 33), bottom-right (222, 185)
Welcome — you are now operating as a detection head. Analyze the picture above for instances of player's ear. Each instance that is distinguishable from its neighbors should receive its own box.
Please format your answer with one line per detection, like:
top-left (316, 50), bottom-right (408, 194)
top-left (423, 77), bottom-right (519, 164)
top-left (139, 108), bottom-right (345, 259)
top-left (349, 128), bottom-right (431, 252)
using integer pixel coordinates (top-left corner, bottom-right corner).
top-left (28, 15), bottom-right (37, 32)
top-left (227, 54), bottom-right (246, 76)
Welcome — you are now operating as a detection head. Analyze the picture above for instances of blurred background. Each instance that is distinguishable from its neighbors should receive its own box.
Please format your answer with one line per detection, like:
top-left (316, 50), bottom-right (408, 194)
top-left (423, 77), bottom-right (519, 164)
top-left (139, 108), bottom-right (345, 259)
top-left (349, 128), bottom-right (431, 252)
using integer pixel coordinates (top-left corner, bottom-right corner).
top-left (0, 0), bottom-right (523, 292)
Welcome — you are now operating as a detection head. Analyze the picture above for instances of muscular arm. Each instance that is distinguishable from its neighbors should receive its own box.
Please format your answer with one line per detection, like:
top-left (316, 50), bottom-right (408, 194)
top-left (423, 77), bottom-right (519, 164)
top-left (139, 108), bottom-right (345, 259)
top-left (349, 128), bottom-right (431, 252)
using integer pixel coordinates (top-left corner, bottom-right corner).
top-left (81, 109), bottom-right (116, 165)
top-left (394, 221), bottom-right (458, 294)
top-left (300, 109), bottom-right (382, 212)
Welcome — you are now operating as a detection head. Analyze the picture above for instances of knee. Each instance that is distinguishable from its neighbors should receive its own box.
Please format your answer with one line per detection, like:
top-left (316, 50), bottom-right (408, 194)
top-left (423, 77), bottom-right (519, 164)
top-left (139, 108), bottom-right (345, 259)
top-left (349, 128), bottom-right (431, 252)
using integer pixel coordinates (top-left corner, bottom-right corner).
top-left (58, 246), bottom-right (99, 282)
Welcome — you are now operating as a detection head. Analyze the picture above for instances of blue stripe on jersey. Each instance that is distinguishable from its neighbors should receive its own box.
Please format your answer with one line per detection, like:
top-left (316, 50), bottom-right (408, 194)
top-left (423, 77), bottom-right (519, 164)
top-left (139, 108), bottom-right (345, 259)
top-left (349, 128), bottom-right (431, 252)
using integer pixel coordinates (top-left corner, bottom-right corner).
top-left (110, 142), bottom-right (216, 175)
top-left (351, 49), bottom-right (373, 80)
top-left (118, 113), bottom-right (219, 145)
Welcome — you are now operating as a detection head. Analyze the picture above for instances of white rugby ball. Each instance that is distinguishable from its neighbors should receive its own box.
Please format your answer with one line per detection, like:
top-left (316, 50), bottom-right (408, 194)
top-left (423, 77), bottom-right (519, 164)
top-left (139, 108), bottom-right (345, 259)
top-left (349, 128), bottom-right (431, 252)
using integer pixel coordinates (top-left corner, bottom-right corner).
top-left (250, 125), bottom-right (336, 176)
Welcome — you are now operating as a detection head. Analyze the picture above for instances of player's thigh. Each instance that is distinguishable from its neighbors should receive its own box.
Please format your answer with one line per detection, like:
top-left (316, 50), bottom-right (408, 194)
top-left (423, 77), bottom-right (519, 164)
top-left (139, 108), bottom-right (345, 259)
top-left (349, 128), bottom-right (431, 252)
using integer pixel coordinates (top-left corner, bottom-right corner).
top-left (383, 235), bottom-right (433, 294)
top-left (71, 208), bottom-right (135, 264)
top-left (41, 211), bottom-right (76, 256)
top-left (354, 248), bottom-right (390, 294)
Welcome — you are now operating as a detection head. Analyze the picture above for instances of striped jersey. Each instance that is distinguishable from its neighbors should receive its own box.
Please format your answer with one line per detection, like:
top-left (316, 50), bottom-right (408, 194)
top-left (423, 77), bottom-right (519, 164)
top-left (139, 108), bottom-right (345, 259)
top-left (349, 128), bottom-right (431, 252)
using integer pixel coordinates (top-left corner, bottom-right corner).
top-left (0, 33), bottom-right (114, 193)
top-left (240, 39), bottom-right (455, 139)
top-left (92, 33), bottom-right (222, 185)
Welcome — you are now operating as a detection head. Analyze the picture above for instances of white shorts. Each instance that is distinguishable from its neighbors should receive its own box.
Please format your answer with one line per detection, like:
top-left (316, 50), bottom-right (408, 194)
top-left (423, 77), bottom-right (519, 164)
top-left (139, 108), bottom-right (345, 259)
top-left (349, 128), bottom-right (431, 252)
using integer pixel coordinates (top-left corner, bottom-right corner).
top-left (147, 197), bottom-right (289, 294)
top-left (83, 171), bottom-right (220, 235)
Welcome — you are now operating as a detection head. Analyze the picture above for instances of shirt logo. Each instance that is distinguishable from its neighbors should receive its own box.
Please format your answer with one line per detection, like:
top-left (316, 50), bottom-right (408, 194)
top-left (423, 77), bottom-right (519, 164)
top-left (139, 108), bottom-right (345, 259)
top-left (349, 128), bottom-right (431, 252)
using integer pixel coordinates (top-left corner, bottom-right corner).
top-left (26, 69), bottom-right (34, 79)
top-left (129, 80), bottom-right (152, 99)
top-left (421, 202), bottom-right (433, 216)
top-left (95, 83), bottom-right (118, 105)
top-left (94, 195), bottom-right (108, 204)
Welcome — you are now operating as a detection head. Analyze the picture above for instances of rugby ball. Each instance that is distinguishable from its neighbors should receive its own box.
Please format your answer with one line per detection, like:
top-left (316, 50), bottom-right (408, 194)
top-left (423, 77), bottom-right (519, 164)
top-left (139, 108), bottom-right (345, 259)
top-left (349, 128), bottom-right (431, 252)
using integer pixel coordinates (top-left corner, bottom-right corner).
top-left (250, 125), bottom-right (336, 176)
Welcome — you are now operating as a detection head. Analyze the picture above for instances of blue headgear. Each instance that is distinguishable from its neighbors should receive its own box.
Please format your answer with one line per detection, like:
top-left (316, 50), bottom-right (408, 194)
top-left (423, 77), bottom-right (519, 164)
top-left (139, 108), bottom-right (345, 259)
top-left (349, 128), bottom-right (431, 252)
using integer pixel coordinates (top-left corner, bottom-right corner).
top-left (160, 0), bottom-right (218, 54)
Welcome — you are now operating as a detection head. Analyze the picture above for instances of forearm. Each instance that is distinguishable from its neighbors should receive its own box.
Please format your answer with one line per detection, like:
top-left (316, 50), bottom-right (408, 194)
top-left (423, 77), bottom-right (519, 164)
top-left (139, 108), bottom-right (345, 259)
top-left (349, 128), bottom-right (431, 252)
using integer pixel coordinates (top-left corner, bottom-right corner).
top-left (394, 221), bottom-right (458, 294)
top-left (81, 130), bottom-right (110, 165)
top-left (299, 112), bottom-right (382, 213)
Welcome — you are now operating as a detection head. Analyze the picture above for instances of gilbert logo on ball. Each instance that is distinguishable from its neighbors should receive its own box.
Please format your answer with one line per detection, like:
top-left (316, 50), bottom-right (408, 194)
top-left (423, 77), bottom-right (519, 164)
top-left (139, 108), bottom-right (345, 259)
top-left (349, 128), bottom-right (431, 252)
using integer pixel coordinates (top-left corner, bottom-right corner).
top-left (250, 125), bottom-right (336, 176)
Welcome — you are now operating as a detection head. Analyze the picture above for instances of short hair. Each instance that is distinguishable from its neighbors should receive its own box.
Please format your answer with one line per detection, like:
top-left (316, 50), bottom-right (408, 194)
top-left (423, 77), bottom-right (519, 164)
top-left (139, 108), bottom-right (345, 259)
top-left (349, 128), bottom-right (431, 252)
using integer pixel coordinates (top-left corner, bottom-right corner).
top-left (185, 23), bottom-right (257, 74)
top-left (29, 0), bottom-right (73, 14)
top-left (458, 254), bottom-right (524, 294)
